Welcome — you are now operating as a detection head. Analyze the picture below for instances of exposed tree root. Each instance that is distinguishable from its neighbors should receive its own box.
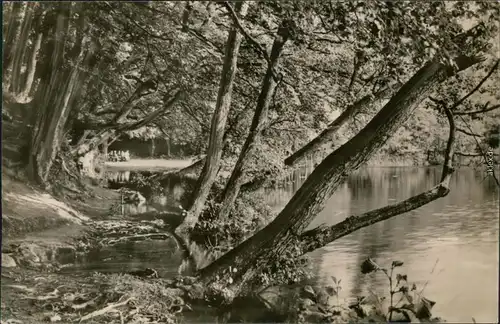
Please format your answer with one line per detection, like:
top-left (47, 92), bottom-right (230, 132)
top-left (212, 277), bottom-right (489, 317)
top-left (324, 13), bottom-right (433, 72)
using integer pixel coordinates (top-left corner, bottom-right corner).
top-left (79, 297), bottom-right (134, 322)
top-left (102, 233), bottom-right (173, 246)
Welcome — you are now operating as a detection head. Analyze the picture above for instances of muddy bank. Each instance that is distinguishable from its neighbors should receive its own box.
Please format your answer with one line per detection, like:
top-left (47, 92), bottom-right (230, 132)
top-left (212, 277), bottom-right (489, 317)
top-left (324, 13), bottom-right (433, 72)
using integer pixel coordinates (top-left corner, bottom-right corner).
top-left (1, 174), bottom-right (196, 324)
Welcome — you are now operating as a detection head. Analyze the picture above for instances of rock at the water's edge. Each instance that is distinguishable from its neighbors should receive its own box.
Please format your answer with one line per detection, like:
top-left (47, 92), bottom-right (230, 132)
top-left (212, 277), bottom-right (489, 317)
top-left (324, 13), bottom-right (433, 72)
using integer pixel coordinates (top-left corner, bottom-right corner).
top-left (2, 253), bottom-right (17, 268)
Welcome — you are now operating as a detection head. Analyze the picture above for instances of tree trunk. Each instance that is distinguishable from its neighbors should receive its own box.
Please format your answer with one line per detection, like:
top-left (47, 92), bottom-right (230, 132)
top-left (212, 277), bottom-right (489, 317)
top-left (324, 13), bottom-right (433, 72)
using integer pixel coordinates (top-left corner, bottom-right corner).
top-left (216, 22), bottom-right (292, 221)
top-left (197, 55), bottom-right (482, 291)
top-left (151, 138), bottom-right (156, 157)
top-left (177, 1), bottom-right (249, 231)
top-left (284, 85), bottom-right (395, 167)
top-left (3, 2), bottom-right (24, 82)
top-left (18, 6), bottom-right (45, 102)
top-left (102, 138), bottom-right (109, 158)
top-left (11, 3), bottom-right (38, 97)
top-left (27, 4), bottom-right (97, 184)
top-left (301, 103), bottom-right (457, 253)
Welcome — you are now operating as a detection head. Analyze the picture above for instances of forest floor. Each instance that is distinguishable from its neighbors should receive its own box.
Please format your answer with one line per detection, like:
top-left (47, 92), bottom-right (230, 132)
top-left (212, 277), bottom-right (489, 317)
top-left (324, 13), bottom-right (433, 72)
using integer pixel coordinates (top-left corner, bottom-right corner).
top-left (1, 164), bottom-right (190, 324)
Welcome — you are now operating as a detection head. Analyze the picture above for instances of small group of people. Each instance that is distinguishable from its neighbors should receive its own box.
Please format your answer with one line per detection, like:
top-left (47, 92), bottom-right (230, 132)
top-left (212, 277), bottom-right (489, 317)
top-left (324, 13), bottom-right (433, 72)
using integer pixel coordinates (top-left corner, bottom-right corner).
top-left (108, 150), bottom-right (131, 162)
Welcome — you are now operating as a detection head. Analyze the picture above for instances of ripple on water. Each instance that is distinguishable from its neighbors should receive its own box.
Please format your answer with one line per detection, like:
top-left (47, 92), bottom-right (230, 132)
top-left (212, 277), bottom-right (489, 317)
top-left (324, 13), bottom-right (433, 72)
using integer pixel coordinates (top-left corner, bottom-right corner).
top-left (268, 167), bottom-right (498, 323)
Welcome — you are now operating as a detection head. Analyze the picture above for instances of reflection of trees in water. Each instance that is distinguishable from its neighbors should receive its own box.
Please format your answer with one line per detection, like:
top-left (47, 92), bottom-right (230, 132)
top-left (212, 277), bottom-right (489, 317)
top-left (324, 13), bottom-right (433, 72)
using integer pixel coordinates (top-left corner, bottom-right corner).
top-left (482, 176), bottom-right (499, 195)
top-left (349, 216), bottom-right (394, 299)
top-left (346, 169), bottom-right (375, 201)
top-left (304, 167), bottom-right (497, 312)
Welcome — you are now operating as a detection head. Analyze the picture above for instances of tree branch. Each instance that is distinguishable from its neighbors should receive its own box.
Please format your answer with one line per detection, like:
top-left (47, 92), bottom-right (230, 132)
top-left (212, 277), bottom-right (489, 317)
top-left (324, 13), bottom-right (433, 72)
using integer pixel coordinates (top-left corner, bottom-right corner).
top-left (454, 103), bottom-right (500, 116)
top-left (222, 1), bottom-right (269, 63)
top-left (118, 90), bottom-right (183, 132)
top-left (456, 114), bottom-right (500, 186)
top-left (456, 127), bottom-right (483, 137)
top-left (451, 59), bottom-right (499, 111)
top-left (300, 105), bottom-right (456, 254)
top-left (284, 84), bottom-right (396, 166)
top-left (222, 1), bottom-right (282, 81)
top-left (111, 78), bottom-right (158, 124)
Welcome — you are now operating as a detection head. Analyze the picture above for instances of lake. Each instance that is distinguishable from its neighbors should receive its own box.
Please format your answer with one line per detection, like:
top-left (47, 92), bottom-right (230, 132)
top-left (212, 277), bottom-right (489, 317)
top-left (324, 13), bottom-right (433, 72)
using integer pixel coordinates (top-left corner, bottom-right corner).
top-left (88, 166), bottom-right (499, 323)
top-left (264, 166), bottom-right (499, 323)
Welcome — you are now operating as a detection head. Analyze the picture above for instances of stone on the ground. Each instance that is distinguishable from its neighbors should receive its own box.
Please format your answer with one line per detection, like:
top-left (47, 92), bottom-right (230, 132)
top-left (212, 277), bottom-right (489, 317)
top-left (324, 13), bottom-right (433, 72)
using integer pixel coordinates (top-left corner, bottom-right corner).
top-left (2, 253), bottom-right (17, 267)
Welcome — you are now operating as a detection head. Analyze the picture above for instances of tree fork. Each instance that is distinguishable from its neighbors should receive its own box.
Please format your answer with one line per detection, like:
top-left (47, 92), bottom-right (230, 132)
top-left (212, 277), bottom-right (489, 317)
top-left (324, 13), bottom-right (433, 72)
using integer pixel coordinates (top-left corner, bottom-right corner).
top-left (177, 1), bottom-right (249, 232)
top-left (300, 105), bottom-right (456, 253)
top-left (216, 20), bottom-right (293, 221)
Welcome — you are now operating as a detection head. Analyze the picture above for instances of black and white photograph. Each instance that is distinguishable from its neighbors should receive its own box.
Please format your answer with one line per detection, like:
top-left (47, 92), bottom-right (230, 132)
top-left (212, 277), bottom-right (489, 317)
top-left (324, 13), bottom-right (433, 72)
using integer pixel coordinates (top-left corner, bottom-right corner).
top-left (1, 1), bottom-right (499, 323)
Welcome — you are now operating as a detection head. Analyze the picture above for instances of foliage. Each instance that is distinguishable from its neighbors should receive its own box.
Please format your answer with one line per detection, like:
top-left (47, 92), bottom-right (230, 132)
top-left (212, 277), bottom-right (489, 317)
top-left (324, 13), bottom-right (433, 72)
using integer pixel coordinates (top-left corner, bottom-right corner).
top-left (125, 171), bottom-right (164, 199)
top-left (190, 191), bottom-right (274, 254)
top-left (355, 258), bottom-right (443, 323)
top-left (266, 259), bottom-right (445, 324)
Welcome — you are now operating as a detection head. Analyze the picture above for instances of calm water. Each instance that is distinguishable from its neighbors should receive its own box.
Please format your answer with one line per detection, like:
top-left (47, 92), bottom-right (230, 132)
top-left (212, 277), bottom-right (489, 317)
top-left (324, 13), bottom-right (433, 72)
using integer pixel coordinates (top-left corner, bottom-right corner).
top-left (264, 167), bottom-right (499, 323)
top-left (77, 167), bottom-right (499, 323)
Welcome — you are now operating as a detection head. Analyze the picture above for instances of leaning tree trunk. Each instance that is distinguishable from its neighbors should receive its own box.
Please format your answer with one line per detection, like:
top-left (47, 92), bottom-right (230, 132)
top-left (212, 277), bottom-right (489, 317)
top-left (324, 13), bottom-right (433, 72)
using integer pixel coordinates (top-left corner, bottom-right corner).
top-left (216, 22), bottom-right (292, 220)
top-left (28, 4), bottom-right (97, 185)
top-left (176, 1), bottom-right (249, 232)
top-left (198, 54), bottom-right (483, 292)
top-left (284, 85), bottom-right (396, 167)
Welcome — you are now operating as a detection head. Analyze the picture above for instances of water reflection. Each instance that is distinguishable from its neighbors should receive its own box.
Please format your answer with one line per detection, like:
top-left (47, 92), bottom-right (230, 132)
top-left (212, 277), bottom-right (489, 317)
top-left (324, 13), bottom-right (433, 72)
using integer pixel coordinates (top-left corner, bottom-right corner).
top-left (264, 167), bottom-right (499, 323)
top-left (68, 239), bottom-right (183, 278)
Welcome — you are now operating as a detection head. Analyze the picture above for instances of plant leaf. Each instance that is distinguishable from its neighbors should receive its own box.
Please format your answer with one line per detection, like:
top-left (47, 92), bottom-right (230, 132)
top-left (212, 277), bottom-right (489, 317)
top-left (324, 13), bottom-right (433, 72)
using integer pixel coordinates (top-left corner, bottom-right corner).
top-left (392, 260), bottom-right (404, 268)
top-left (361, 258), bottom-right (379, 274)
top-left (325, 285), bottom-right (337, 297)
top-left (415, 297), bottom-right (436, 320)
top-left (331, 276), bottom-right (337, 284)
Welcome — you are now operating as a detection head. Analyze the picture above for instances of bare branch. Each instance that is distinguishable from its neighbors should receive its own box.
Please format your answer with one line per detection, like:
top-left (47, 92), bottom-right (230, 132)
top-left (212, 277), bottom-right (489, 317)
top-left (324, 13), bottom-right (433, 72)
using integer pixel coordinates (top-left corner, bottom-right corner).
top-left (456, 127), bottom-right (483, 137)
top-left (119, 90), bottom-right (183, 132)
top-left (457, 114), bottom-right (500, 186)
top-left (451, 60), bottom-right (499, 111)
top-left (222, 1), bottom-right (269, 63)
top-left (456, 152), bottom-right (482, 157)
top-left (111, 78), bottom-right (158, 124)
top-left (454, 103), bottom-right (500, 116)
top-left (222, 1), bottom-right (282, 81)
top-left (300, 104), bottom-right (457, 254)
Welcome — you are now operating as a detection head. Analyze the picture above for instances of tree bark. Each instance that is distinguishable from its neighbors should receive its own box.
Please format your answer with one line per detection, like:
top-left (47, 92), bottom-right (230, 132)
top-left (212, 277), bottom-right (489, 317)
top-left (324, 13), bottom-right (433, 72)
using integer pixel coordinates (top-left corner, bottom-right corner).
top-left (3, 2), bottom-right (24, 81)
top-left (151, 138), bottom-right (156, 157)
top-left (177, 1), bottom-right (249, 232)
top-left (284, 85), bottom-right (395, 167)
top-left (197, 54), bottom-right (482, 292)
top-left (27, 4), bottom-right (98, 184)
top-left (10, 3), bottom-right (36, 96)
top-left (18, 6), bottom-right (45, 102)
top-left (215, 21), bottom-right (292, 221)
